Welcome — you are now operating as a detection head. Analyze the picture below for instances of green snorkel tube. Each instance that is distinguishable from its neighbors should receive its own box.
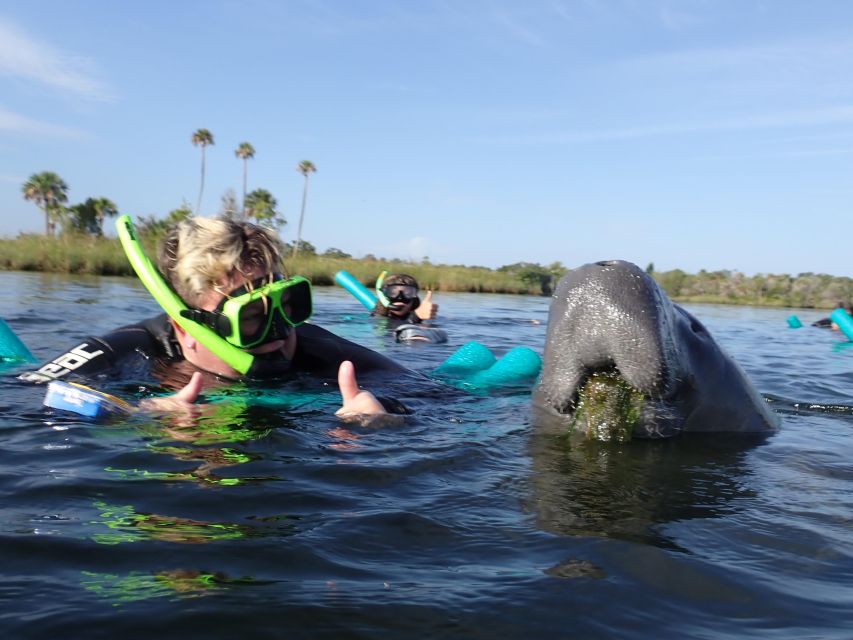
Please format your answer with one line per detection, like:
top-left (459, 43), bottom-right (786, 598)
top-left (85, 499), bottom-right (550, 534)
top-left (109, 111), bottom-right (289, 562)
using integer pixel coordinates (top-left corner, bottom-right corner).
top-left (115, 215), bottom-right (254, 375)
top-left (375, 270), bottom-right (390, 307)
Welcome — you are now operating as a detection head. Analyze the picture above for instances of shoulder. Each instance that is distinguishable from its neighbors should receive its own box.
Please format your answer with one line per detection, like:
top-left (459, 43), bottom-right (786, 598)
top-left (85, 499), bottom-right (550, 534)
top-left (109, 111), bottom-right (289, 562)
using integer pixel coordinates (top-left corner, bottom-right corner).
top-left (293, 323), bottom-right (408, 376)
top-left (20, 314), bottom-right (177, 383)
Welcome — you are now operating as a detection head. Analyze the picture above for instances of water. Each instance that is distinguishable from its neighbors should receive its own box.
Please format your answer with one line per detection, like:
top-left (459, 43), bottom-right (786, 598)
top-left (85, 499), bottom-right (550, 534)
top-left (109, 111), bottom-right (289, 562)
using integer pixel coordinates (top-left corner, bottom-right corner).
top-left (1, 271), bottom-right (852, 639)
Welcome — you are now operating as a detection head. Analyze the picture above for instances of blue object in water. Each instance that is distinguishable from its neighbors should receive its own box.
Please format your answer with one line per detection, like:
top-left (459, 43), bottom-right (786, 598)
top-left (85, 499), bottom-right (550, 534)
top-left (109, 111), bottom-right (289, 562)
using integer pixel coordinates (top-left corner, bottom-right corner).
top-left (787, 315), bottom-right (802, 328)
top-left (334, 270), bottom-right (378, 311)
top-left (468, 346), bottom-right (542, 388)
top-left (435, 341), bottom-right (496, 375)
top-left (0, 317), bottom-right (35, 363)
top-left (43, 380), bottom-right (133, 420)
top-left (830, 307), bottom-right (853, 341)
top-left (435, 341), bottom-right (541, 389)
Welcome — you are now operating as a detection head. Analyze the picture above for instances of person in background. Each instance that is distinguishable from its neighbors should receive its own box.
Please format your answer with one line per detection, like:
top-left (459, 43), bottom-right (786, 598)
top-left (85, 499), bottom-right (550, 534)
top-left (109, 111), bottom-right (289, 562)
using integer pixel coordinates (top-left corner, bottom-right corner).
top-left (812, 301), bottom-right (853, 330)
top-left (372, 273), bottom-right (438, 325)
top-left (24, 217), bottom-right (403, 420)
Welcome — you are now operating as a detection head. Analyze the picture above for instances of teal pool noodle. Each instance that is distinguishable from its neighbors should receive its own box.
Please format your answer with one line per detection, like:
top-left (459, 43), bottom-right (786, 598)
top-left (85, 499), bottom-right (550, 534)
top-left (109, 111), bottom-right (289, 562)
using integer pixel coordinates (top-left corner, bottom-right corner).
top-left (830, 308), bottom-right (853, 341)
top-left (787, 315), bottom-right (802, 328)
top-left (469, 346), bottom-right (542, 388)
top-left (0, 318), bottom-right (35, 363)
top-left (434, 341), bottom-right (496, 375)
top-left (335, 270), bottom-right (377, 311)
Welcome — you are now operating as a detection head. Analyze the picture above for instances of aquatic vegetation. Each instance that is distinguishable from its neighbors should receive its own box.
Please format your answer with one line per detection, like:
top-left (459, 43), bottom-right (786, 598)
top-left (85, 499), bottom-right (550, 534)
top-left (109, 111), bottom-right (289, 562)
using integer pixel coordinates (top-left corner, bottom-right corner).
top-left (570, 372), bottom-right (642, 442)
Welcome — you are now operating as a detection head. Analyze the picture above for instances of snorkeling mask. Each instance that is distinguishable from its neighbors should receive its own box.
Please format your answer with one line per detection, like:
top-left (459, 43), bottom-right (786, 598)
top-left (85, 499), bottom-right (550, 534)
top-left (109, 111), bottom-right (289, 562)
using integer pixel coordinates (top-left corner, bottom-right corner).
top-left (180, 275), bottom-right (312, 349)
top-left (375, 271), bottom-right (420, 307)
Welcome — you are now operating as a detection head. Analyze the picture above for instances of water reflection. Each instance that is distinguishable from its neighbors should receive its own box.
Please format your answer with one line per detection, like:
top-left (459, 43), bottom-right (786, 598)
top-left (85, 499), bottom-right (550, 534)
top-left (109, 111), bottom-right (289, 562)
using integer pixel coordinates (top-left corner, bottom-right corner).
top-left (528, 409), bottom-right (768, 549)
top-left (80, 569), bottom-right (262, 605)
top-left (90, 500), bottom-right (250, 545)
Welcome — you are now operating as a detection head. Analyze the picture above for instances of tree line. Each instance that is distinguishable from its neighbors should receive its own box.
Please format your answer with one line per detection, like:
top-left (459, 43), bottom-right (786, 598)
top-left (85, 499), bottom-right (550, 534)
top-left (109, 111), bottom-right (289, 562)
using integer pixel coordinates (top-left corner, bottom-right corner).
top-left (16, 138), bottom-right (853, 308)
top-left (21, 129), bottom-right (317, 253)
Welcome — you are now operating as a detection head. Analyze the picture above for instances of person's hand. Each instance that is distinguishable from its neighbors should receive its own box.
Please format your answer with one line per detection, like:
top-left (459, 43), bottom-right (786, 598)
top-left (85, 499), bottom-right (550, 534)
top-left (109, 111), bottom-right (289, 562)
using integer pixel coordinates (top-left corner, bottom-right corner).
top-left (335, 360), bottom-right (401, 426)
top-left (139, 371), bottom-right (204, 412)
top-left (415, 290), bottom-right (438, 320)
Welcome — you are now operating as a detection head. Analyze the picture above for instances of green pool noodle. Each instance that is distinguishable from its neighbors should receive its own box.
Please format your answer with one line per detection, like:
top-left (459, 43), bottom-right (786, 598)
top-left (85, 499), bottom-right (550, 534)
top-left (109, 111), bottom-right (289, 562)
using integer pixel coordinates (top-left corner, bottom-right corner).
top-left (0, 318), bottom-right (36, 363)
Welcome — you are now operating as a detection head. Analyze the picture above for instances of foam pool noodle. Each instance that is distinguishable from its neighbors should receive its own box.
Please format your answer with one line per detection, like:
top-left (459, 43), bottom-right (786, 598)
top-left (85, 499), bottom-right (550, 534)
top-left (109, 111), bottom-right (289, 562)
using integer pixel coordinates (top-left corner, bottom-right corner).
top-left (468, 346), bottom-right (542, 388)
top-left (829, 307), bottom-right (853, 341)
top-left (786, 315), bottom-right (802, 328)
top-left (434, 341), bottom-right (496, 376)
top-left (0, 318), bottom-right (36, 364)
top-left (435, 341), bottom-right (541, 390)
top-left (334, 270), bottom-right (377, 311)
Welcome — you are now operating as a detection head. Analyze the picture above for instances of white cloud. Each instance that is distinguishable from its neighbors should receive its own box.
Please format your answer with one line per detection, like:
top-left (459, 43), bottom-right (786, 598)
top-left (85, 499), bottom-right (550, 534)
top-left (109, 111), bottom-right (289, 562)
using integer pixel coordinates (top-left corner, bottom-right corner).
top-left (0, 18), bottom-right (115, 102)
top-left (0, 106), bottom-right (86, 138)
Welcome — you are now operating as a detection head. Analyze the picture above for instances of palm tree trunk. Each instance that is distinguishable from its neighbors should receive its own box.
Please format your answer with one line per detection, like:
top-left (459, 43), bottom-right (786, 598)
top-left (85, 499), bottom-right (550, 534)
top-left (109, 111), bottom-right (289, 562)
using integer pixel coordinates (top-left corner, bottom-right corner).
top-left (293, 175), bottom-right (309, 258)
top-left (242, 159), bottom-right (248, 219)
top-left (196, 148), bottom-right (206, 215)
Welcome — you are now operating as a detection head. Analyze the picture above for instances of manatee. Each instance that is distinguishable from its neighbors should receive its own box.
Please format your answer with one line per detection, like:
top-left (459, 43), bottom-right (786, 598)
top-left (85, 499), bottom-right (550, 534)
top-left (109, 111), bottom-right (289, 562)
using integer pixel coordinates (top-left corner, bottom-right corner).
top-left (535, 260), bottom-right (779, 439)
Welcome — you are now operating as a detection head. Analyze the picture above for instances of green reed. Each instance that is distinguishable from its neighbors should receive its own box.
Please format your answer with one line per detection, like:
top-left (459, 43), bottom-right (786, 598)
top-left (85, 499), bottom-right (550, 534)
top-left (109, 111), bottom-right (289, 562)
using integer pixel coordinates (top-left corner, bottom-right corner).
top-left (1, 235), bottom-right (539, 294)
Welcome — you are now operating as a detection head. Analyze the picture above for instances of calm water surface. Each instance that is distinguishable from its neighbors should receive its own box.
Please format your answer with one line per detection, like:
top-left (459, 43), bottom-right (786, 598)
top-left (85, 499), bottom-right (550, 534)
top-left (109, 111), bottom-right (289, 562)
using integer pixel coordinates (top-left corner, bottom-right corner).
top-left (1, 271), bottom-right (851, 639)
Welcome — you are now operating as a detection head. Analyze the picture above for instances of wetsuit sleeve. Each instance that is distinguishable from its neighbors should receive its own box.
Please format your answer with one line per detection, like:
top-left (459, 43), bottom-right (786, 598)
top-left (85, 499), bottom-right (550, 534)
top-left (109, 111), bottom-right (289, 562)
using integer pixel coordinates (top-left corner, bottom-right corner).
top-left (292, 323), bottom-right (407, 376)
top-left (18, 319), bottom-right (166, 383)
top-left (376, 396), bottom-right (412, 415)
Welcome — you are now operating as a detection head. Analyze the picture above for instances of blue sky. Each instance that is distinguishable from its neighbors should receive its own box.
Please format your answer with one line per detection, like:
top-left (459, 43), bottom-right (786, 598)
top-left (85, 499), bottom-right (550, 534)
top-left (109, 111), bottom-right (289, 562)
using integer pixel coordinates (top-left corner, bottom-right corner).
top-left (2, 1), bottom-right (853, 276)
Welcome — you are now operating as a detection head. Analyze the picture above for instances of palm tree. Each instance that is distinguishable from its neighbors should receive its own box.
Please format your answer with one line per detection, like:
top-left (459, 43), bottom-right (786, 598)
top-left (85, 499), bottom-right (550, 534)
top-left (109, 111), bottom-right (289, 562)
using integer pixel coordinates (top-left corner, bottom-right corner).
top-left (66, 197), bottom-right (118, 235)
top-left (21, 171), bottom-right (69, 236)
top-left (234, 142), bottom-right (255, 217)
top-left (244, 188), bottom-right (284, 228)
top-left (191, 128), bottom-right (214, 215)
top-left (293, 160), bottom-right (317, 258)
top-left (89, 197), bottom-right (119, 235)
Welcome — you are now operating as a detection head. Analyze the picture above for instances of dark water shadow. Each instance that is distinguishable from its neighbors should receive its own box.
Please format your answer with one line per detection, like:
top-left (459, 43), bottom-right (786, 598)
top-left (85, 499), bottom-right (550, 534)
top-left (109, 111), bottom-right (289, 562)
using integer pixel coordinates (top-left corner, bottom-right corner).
top-left (527, 408), bottom-right (771, 551)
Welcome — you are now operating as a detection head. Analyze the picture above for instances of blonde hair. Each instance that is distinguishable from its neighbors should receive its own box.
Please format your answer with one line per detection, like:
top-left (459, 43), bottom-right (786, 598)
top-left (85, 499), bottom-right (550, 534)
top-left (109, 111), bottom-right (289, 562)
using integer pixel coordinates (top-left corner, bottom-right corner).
top-left (158, 217), bottom-right (284, 304)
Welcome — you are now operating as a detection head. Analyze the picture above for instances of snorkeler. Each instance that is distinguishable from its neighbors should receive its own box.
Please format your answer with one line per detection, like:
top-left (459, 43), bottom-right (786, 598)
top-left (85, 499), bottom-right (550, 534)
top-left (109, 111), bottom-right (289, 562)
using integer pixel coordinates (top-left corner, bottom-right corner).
top-left (372, 273), bottom-right (438, 324)
top-left (812, 302), bottom-right (853, 330)
top-left (371, 272), bottom-right (447, 343)
top-left (22, 216), bottom-right (403, 419)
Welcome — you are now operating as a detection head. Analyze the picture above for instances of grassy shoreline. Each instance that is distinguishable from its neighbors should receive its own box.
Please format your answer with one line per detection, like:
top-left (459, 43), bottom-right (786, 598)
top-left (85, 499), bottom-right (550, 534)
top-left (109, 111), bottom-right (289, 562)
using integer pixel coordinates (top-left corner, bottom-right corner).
top-left (0, 234), bottom-right (540, 294)
top-left (2, 234), bottom-right (852, 309)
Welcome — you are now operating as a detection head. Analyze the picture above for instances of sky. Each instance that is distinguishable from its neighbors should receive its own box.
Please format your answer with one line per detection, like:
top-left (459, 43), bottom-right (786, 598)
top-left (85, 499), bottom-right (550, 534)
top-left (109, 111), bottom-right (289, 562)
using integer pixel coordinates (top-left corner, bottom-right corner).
top-left (2, 0), bottom-right (853, 277)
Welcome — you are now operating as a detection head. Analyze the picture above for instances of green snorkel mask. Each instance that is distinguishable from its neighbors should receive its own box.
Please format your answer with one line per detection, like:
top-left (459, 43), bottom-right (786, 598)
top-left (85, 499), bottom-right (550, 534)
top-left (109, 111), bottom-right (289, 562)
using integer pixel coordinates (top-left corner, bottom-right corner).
top-left (116, 215), bottom-right (310, 377)
top-left (180, 274), bottom-right (312, 349)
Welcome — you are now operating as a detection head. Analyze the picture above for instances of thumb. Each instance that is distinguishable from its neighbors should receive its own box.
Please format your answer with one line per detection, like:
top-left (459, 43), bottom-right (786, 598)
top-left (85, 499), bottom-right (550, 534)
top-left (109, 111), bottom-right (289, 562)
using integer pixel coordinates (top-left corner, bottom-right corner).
top-left (422, 290), bottom-right (433, 302)
top-left (173, 371), bottom-right (203, 403)
top-left (337, 360), bottom-right (360, 404)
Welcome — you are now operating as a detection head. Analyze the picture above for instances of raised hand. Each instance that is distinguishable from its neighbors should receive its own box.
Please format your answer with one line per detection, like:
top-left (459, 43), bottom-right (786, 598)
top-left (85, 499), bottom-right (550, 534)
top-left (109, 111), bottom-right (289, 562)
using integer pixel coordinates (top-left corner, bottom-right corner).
top-left (415, 290), bottom-right (439, 320)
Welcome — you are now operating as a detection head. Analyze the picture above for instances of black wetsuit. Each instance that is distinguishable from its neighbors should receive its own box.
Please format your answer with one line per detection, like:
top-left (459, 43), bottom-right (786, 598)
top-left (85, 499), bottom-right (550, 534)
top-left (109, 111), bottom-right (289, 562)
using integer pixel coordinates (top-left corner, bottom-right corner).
top-left (371, 302), bottom-right (422, 325)
top-left (23, 314), bottom-right (411, 412)
top-left (369, 300), bottom-right (447, 344)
